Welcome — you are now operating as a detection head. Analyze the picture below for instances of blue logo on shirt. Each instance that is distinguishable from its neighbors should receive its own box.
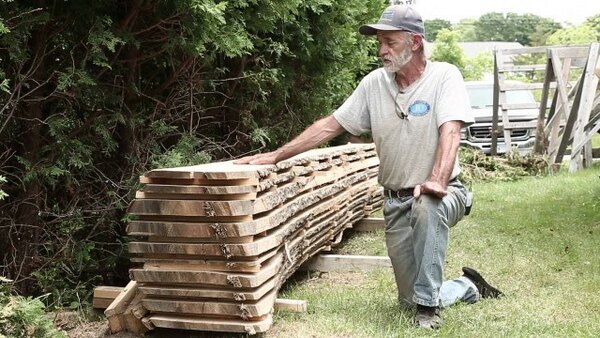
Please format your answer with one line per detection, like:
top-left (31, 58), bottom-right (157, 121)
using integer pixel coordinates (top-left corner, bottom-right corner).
top-left (408, 100), bottom-right (430, 116)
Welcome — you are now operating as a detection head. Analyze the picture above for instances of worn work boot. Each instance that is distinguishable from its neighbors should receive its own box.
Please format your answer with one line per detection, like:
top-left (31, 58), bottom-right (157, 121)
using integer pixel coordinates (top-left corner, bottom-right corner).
top-left (414, 304), bottom-right (443, 329)
top-left (462, 267), bottom-right (504, 298)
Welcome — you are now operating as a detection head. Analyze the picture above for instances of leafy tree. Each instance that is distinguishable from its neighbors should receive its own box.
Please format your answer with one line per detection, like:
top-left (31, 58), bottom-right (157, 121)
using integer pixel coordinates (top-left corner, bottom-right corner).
top-left (0, 0), bottom-right (384, 303)
top-left (454, 18), bottom-right (478, 42)
top-left (424, 18), bottom-right (451, 41)
top-left (474, 12), bottom-right (561, 46)
top-left (584, 14), bottom-right (600, 40)
top-left (528, 18), bottom-right (563, 46)
top-left (463, 52), bottom-right (493, 81)
top-left (547, 24), bottom-right (598, 45)
top-left (430, 29), bottom-right (466, 71)
top-left (430, 29), bottom-right (492, 80)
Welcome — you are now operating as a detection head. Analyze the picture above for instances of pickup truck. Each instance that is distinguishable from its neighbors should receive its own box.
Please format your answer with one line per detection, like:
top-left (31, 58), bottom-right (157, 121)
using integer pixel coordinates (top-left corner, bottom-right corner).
top-left (460, 81), bottom-right (538, 155)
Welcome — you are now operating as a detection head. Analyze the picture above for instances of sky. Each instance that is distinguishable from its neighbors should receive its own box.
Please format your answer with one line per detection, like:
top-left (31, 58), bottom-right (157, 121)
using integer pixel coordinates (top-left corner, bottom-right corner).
top-left (404, 0), bottom-right (600, 25)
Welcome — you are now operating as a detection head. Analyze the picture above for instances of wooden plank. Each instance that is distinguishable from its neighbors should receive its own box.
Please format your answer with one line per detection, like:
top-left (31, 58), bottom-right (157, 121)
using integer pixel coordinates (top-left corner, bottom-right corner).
top-left (551, 46), bottom-right (591, 59)
top-left (142, 290), bottom-right (277, 318)
top-left (130, 254), bottom-right (283, 287)
top-left (501, 82), bottom-right (555, 91)
top-left (502, 121), bottom-right (538, 130)
top-left (274, 299), bottom-right (307, 313)
top-left (135, 191), bottom-right (257, 201)
top-left (500, 46), bottom-right (548, 55)
top-left (501, 102), bottom-right (539, 110)
top-left (94, 286), bottom-right (123, 300)
top-left (353, 217), bottom-right (384, 232)
top-left (300, 254), bottom-right (392, 272)
top-left (139, 176), bottom-right (259, 186)
top-left (133, 247), bottom-right (278, 268)
top-left (141, 184), bottom-right (256, 195)
top-left (139, 277), bottom-right (278, 301)
top-left (93, 286), bottom-right (124, 309)
top-left (149, 314), bottom-right (273, 335)
top-left (145, 161), bottom-right (267, 180)
top-left (498, 64), bottom-right (547, 72)
top-left (104, 281), bottom-right (138, 317)
top-left (492, 52), bottom-right (501, 156)
top-left (570, 43), bottom-right (600, 171)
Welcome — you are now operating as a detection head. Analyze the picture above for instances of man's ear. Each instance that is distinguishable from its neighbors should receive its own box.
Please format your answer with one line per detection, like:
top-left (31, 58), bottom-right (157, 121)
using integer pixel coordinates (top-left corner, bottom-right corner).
top-left (411, 34), bottom-right (423, 52)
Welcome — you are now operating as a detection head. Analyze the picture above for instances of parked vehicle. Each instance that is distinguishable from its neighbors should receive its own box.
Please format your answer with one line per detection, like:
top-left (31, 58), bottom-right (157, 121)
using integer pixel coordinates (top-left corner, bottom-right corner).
top-left (461, 81), bottom-right (538, 155)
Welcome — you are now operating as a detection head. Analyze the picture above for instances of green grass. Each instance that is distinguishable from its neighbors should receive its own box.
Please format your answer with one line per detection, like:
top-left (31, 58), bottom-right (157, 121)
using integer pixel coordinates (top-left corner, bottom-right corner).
top-left (265, 163), bottom-right (600, 338)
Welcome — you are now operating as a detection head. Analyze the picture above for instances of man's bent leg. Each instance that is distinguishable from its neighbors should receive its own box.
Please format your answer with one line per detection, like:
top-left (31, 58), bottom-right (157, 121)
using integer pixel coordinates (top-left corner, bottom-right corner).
top-left (411, 186), bottom-right (467, 307)
top-left (439, 276), bottom-right (479, 308)
top-left (384, 196), bottom-right (416, 305)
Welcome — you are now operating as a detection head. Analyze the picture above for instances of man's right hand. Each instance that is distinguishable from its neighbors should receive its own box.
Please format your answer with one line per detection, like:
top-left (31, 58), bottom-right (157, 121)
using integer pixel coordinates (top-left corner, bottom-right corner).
top-left (233, 151), bottom-right (279, 165)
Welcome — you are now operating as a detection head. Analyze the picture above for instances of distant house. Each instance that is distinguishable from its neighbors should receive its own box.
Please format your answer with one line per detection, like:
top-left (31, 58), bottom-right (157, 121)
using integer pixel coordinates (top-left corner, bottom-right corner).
top-left (459, 42), bottom-right (524, 58)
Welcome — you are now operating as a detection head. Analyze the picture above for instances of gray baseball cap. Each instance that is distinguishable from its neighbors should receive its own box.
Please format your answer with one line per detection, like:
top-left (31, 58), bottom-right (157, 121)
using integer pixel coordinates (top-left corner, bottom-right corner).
top-left (359, 5), bottom-right (424, 36)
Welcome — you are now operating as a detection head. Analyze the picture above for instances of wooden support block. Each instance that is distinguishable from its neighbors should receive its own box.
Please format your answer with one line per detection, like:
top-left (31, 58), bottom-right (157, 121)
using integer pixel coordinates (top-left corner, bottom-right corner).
top-left (93, 286), bottom-right (124, 309)
top-left (352, 217), bottom-right (384, 232)
top-left (300, 254), bottom-right (391, 272)
top-left (274, 298), bottom-right (307, 313)
top-left (104, 281), bottom-right (138, 317)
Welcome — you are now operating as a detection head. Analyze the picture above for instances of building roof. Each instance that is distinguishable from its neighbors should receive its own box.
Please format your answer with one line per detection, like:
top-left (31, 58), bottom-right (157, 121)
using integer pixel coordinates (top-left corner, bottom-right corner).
top-left (458, 41), bottom-right (524, 58)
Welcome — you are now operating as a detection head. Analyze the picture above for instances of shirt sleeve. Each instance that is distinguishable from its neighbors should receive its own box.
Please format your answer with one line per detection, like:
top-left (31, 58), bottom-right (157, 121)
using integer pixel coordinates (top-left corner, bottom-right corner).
top-left (435, 65), bottom-right (474, 128)
top-left (332, 77), bottom-right (372, 136)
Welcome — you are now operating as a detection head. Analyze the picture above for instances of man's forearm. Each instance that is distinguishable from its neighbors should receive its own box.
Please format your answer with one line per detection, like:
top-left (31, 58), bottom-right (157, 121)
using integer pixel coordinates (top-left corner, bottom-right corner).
top-left (428, 121), bottom-right (462, 187)
top-left (270, 115), bottom-right (346, 162)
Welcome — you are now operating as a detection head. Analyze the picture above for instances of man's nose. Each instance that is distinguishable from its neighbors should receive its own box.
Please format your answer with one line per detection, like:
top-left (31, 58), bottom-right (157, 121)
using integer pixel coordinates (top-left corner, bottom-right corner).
top-left (378, 44), bottom-right (388, 57)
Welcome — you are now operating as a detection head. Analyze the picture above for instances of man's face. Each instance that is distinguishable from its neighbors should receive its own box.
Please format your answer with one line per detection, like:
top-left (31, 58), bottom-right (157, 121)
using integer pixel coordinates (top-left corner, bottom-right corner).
top-left (377, 31), bottom-right (413, 72)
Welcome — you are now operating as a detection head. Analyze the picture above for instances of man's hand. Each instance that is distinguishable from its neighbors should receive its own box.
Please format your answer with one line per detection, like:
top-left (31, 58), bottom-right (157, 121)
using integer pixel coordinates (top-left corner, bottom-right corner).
top-left (234, 151), bottom-right (279, 165)
top-left (413, 180), bottom-right (447, 199)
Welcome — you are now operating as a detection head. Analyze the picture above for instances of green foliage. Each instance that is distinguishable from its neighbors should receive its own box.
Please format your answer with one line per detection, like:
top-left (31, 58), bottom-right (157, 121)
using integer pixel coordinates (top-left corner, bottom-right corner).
top-left (463, 52), bottom-right (493, 81)
top-left (453, 18), bottom-right (477, 42)
top-left (547, 23), bottom-right (599, 45)
top-left (150, 134), bottom-right (212, 169)
top-left (0, 279), bottom-right (66, 338)
top-left (430, 29), bottom-right (492, 80)
top-left (474, 12), bottom-right (561, 46)
top-left (424, 19), bottom-right (451, 41)
top-left (585, 14), bottom-right (600, 40)
top-left (0, 176), bottom-right (7, 200)
top-left (430, 29), bottom-right (466, 70)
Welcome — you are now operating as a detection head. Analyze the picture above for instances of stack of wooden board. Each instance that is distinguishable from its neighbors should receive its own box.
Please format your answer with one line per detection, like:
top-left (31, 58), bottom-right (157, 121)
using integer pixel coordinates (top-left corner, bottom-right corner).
top-left (119, 143), bottom-right (382, 334)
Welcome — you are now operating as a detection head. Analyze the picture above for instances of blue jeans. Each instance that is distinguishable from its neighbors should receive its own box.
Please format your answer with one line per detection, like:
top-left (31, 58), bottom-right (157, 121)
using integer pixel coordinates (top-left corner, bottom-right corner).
top-left (383, 182), bottom-right (479, 308)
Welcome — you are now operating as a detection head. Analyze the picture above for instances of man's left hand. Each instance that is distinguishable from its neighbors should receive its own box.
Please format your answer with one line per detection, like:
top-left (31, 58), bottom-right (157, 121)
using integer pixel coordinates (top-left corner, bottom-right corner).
top-left (413, 180), bottom-right (447, 199)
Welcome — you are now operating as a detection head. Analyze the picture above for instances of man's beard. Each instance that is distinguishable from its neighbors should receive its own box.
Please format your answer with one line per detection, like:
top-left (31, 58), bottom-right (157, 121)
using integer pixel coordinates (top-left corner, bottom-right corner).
top-left (383, 47), bottom-right (413, 72)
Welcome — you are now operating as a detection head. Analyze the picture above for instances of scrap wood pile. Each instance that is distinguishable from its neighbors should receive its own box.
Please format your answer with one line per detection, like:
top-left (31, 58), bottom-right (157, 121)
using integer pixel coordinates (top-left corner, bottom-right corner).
top-left (105, 143), bottom-right (383, 335)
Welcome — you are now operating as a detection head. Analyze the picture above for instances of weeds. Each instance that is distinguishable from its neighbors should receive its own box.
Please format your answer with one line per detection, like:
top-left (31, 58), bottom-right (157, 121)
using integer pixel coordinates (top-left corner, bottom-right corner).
top-left (459, 146), bottom-right (551, 184)
top-left (0, 278), bottom-right (66, 338)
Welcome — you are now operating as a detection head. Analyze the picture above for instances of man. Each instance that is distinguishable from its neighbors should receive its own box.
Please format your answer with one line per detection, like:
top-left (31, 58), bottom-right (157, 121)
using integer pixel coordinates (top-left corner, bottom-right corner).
top-left (235, 5), bottom-right (502, 329)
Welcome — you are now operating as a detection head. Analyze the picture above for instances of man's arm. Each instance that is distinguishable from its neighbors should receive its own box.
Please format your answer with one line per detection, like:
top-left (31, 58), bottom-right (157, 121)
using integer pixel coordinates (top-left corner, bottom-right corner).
top-left (414, 120), bottom-right (462, 198)
top-left (234, 115), bottom-right (346, 165)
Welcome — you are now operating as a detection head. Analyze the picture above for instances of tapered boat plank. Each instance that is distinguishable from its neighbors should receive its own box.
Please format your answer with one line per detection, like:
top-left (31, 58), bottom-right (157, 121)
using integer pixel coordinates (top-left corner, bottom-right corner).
top-left (149, 314), bottom-right (273, 334)
top-left (139, 277), bottom-right (277, 301)
top-left (130, 254), bottom-right (283, 287)
top-left (142, 290), bottom-right (278, 318)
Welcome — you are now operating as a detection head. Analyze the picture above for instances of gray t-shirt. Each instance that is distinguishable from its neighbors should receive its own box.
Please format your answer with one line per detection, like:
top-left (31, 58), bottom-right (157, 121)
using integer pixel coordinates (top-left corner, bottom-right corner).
top-left (333, 61), bottom-right (473, 191)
